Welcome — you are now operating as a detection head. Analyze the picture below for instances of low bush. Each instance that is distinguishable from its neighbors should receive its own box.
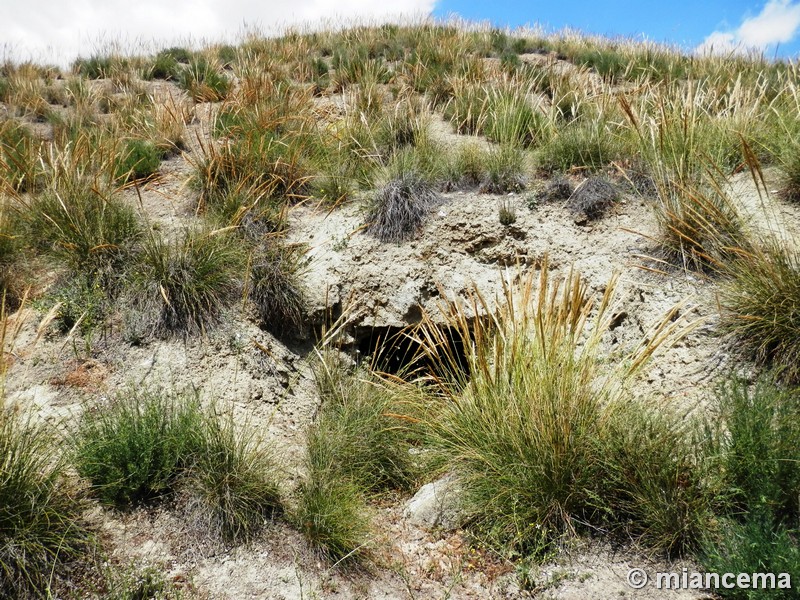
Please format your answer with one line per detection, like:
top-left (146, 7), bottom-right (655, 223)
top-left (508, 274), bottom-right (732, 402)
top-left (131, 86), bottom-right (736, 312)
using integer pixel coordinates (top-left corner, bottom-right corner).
top-left (701, 514), bottom-right (800, 600)
top-left (114, 138), bottom-right (161, 182)
top-left (101, 561), bottom-right (184, 600)
top-left (715, 375), bottom-right (800, 518)
top-left (143, 52), bottom-right (179, 81)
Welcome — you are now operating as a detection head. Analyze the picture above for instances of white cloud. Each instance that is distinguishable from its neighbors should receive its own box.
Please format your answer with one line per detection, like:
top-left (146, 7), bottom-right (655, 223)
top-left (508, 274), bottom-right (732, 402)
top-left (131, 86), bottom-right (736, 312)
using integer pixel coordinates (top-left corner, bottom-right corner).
top-left (697, 0), bottom-right (800, 55)
top-left (0, 0), bottom-right (435, 66)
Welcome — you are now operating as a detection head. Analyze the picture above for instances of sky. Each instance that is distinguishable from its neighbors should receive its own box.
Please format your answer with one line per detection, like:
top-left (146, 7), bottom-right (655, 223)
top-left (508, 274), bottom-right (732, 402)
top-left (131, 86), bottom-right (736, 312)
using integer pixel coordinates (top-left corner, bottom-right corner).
top-left (1, 0), bottom-right (799, 65)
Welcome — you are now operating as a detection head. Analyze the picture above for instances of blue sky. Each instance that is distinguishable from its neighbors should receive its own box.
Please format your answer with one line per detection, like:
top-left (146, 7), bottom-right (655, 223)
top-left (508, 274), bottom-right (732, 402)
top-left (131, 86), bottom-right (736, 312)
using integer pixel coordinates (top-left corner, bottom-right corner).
top-left (434, 0), bottom-right (800, 57)
top-left (3, 0), bottom-right (800, 64)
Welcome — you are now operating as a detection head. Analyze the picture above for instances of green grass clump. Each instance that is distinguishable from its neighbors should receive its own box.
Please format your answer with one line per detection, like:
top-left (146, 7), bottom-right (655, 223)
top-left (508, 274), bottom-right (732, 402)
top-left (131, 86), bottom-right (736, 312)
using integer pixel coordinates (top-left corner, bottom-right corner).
top-left (720, 244), bottom-right (800, 380)
top-left (250, 241), bottom-right (307, 340)
top-left (76, 388), bottom-right (283, 543)
top-left (309, 354), bottom-right (419, 494)
top-left (535, 118), bottom-right (621, 172)
top-left (481, 144), bottom-right (527, 193)
top-left (415, 265), bottom-right (711, 556)
top-left (1, 407), bottom-right (91, 598)
top-left (184, 411), bottom-right (282, 544)
top-left (294, 352), bottom-right (419, 563)
top-left (127, 229), bottom-right (244, 338)
top-left (143, 52), bottom-right (179, 81)
top-left (649, 173), bottom-right (749, 271)
top-left (27, 184), bottom-right (142, 280)
top-left (179, 58), bottom-right (230, 102)
top-left (483, 88), bottom-right (545, 149)
top-left (73, 55), bottom-right (112, 79)
top-left (114, 138), bottom-right (162, 182)
top-left (74, 389), bottom-right (204, 507)
top-left (295, 476), bottom-right (371, 565)
top-left (0, 119), bottom-right (39, 193)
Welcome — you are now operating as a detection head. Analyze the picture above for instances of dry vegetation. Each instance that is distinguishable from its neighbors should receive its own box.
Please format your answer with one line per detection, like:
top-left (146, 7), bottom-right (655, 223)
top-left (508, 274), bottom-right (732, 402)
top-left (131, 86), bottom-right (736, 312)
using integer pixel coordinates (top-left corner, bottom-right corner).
top-left (1, 20), bottom-right (800, 599)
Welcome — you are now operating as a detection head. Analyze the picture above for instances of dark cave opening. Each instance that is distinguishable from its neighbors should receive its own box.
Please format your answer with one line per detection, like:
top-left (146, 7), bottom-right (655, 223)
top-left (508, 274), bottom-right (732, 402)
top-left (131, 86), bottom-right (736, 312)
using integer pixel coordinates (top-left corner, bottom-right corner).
top-left (354, 324), bottom-right (471, 380)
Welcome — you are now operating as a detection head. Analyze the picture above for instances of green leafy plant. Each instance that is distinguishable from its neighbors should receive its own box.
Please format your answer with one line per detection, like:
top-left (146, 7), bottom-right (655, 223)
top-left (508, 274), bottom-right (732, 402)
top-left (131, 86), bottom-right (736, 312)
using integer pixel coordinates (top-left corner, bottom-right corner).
top-left (74, 388), bottom-right (204, 507)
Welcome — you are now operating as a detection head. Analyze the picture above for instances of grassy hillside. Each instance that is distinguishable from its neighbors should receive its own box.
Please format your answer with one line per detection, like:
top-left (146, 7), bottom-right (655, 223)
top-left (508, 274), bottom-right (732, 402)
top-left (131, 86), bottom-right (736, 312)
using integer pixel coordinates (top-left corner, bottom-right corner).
top-left (1, 21), bottom-right (800, 598)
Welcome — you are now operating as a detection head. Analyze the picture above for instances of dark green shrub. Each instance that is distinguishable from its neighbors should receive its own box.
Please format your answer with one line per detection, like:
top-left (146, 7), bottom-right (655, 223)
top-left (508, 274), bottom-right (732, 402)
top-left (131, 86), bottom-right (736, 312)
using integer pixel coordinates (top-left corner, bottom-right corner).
top-left (701, 513), bottom-right (799, 599)
top-left (42, 274), bottom-right (108, 336)
top-left (217, 45), bottom-right (238, 67)
top-left (159, 47), bottom-right (192, 64)
top-left (74, 389), bottom-right (204, 507)
top-left (716, 376), bottom-right (800, 519)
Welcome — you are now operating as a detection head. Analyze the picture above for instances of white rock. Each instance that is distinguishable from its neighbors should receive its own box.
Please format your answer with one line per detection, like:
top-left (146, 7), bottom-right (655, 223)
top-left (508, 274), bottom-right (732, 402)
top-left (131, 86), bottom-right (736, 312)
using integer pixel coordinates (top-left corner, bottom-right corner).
top-left (403, 474), bottom-right (461, 531)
